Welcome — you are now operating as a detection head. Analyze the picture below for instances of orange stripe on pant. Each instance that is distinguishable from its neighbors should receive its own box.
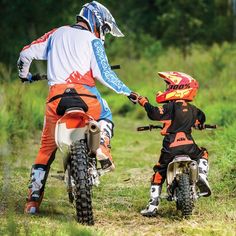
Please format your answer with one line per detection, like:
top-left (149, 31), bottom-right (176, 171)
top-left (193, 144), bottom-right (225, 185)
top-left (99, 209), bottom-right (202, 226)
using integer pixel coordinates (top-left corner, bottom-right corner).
top-left (34, 84), bottom-right (102, 165)
top-left (152, 172), bottom-right (163, 185)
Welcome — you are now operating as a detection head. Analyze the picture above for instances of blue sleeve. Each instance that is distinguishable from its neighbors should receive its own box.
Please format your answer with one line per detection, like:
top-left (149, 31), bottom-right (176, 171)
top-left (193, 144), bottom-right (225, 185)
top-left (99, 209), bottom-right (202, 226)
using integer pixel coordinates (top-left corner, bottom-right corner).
top-left (91, 39), bottom-right (131, 95)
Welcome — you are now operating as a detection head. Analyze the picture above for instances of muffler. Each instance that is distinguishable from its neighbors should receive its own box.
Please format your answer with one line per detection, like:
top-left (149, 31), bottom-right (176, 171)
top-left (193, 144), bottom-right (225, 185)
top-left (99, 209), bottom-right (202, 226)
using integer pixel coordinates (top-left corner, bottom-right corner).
top-left (88, 121), bottom-right (101, 154)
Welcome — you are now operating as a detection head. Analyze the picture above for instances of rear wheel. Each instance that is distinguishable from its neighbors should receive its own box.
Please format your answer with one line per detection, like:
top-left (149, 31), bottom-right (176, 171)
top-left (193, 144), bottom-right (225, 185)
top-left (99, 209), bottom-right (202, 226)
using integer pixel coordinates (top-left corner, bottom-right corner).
top-left (176, 173), bottom-right (194, 217)
top-left (70, 139), bottom-right (94, 225)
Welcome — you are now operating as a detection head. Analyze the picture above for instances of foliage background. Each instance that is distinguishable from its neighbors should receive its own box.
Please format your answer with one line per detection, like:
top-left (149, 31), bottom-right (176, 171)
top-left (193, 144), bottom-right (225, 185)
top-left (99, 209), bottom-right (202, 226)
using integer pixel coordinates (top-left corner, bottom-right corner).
top-left (0, 0), bottom-right (236, 235)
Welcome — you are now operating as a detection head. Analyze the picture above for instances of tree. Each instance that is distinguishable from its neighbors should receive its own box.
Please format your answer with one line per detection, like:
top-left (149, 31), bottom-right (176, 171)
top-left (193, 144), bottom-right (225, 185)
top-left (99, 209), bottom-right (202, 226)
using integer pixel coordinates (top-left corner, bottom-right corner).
top-left (0, 0), bottom-right (234, 67)
top-left (0, 0), bottom-right (82, 66)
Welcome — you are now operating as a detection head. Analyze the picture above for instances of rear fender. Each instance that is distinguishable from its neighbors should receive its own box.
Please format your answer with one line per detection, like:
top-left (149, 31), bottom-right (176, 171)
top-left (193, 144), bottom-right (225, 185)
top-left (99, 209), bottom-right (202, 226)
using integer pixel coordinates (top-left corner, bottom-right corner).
top-left (55, 110), bottom-right (91, 152)
top-left (166, 155), bottom-right (198, 185)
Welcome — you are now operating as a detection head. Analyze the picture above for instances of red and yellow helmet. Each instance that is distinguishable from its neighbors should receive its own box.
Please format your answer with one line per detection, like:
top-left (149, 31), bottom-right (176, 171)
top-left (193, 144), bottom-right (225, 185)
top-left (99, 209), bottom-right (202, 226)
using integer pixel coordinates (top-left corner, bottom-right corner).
top-left (156, 71), bottom-right (199, 103)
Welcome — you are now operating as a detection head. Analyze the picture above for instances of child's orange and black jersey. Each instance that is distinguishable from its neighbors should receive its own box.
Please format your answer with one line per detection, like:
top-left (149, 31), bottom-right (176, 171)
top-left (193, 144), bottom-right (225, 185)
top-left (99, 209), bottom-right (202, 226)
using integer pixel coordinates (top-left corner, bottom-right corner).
top-left (144, 100), bottom-right (205, 156)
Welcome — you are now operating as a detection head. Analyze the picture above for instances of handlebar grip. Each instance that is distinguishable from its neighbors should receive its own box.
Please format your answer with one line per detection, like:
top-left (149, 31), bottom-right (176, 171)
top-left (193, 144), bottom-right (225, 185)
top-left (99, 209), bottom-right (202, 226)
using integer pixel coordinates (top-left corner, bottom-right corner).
top-left (41, 75), bottom-right (48, 80)
top-left (21, 78), bottom-right (29, 82)
top-left (31, 74), bottom-right (47, 81)
top-left (137, 125), bottom-right (163, 131)
top-left (137, 126), bottom-right (150, 131)
top-left (204, 124), bottom-right (217, 129)
top-left (111, 65), bottom-right (121, 70)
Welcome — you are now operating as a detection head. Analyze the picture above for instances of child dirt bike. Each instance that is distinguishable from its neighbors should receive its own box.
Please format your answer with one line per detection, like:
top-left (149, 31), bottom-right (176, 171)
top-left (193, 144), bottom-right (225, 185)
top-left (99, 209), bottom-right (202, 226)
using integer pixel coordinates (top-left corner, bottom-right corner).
top-left (137, 71), bottom-right (211, 217)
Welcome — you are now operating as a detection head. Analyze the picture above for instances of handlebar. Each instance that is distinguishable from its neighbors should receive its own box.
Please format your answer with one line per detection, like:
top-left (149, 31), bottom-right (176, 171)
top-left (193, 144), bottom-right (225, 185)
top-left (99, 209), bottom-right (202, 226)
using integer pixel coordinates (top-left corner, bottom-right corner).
top-left (137, 125), bottom-right (163, 131)
top-left (203, 124), bottom-right (217, 129)
top-left (137, 124), bottom-right (217, 132)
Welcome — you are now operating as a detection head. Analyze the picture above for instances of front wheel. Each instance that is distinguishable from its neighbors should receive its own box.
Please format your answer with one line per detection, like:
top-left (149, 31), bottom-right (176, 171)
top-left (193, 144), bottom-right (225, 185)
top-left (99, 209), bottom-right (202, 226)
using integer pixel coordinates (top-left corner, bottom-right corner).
top-left (70, 139), bottom-right (94, 225)
top-left (176, 173), bottom-right (194, 217)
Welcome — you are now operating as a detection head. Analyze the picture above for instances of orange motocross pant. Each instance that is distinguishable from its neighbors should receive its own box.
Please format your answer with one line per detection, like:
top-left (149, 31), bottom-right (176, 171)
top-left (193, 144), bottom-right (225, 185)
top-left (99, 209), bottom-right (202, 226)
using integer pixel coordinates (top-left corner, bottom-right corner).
top-left (34, 83), bottom-right (112, 166)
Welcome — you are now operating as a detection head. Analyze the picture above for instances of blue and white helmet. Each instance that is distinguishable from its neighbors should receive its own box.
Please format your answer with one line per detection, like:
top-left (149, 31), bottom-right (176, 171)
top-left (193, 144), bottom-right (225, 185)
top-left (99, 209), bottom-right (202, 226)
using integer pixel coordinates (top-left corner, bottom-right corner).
top-left (77, 1), bottom-right (124, 42)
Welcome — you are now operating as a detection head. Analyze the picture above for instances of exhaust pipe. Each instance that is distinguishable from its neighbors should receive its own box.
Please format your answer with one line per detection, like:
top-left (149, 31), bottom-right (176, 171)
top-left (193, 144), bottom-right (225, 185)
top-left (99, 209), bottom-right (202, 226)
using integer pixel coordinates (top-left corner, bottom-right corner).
top-left (189, 162), bottom-right (199, 183)
top-left (88, 121), bottom-right (101, 154)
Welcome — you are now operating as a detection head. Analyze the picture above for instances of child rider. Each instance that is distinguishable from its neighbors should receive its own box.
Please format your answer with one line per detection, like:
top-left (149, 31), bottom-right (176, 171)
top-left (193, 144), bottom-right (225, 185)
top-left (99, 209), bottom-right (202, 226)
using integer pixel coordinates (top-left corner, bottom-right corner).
top-left (137, 72), bottom-right (211, 217)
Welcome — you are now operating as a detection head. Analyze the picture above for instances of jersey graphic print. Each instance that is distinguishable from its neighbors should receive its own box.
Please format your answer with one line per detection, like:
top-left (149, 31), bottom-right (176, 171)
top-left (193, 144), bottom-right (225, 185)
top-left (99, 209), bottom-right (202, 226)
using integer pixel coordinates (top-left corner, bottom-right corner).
top-left (22, 28), bottom-right (57, 51)
top-left (92, 39), bottom-right (131, 95)
top-left (65, 70), bottom-right (95, 86)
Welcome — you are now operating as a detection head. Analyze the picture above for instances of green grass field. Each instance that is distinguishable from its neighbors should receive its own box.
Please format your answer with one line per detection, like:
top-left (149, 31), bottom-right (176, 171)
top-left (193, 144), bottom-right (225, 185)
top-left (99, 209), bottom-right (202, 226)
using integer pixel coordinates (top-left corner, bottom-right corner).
top-left (0, 43), bottom-right (236, 235)
top-left (0, 117), bottom-right (235, 236)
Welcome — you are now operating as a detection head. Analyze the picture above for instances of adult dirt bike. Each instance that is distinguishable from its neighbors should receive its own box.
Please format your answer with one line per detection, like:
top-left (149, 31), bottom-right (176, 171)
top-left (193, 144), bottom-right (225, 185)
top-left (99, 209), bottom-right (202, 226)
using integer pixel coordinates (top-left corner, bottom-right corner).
top-left (55, 107), bottom-right (101, 225)
top-left (137, 124), bottom-right (216, 217)
top-left (22, 71), bottom-right (119, 225)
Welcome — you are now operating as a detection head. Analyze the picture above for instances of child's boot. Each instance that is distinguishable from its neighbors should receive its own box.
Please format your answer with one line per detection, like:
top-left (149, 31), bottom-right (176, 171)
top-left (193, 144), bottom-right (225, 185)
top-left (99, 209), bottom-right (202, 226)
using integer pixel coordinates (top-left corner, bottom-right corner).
top-left (140, 185), bottom-right (162, 217)
top-left (197, 158), bottom-right (211, 196)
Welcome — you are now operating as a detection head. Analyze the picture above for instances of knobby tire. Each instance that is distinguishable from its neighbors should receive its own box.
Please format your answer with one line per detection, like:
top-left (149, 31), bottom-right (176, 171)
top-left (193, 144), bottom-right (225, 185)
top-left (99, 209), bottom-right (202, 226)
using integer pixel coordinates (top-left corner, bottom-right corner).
top-left (176, 173), bottom-right (194, 217)
top-left (70, 139), bottom-right (94, 225)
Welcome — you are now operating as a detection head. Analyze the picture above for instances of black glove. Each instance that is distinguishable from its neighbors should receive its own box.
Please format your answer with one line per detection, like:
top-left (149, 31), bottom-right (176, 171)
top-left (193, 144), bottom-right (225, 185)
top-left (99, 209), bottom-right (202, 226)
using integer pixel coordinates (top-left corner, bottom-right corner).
top-left (127, 92), bottom-right (139, 104)
top-left (31, 73), bottom-right (43, 81)
top-left (197, 123), bottom-right (204, 130)
top-left (19, 72), bottom-right (32, 83)
top-left (19, 76), bottom-right (28, 83)
top-left (19, 73), bottom-right (46, 83)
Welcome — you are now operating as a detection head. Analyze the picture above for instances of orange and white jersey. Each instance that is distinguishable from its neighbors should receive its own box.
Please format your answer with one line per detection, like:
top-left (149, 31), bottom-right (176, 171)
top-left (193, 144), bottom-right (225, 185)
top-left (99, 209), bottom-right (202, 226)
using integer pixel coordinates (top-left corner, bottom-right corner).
top-left (18, 25), bottom-right (131, 96)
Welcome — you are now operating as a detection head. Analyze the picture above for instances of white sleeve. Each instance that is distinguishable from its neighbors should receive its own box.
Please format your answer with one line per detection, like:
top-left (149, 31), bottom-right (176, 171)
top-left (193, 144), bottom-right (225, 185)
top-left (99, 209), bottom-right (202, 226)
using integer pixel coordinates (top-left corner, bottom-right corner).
top-left (17, 28), bottom-right (56, 78)
top-left (91, 39), bottom-right (131, 96)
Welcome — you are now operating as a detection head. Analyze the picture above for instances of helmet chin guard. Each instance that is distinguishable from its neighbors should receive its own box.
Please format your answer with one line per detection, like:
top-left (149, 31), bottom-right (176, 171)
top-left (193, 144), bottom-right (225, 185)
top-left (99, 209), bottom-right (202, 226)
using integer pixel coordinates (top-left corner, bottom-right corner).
top-left (77, 1), bottom-right (124, 42)
top-left (156, 72), bottom-right (199, 103)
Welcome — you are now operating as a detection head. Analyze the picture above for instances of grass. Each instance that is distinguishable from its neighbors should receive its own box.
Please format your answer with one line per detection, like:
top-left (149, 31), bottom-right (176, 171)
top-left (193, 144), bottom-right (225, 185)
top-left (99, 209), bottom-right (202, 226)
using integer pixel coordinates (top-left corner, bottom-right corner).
top-left (0, 117), bottom-right (236, 236)
top-left (0, 43), bottom-right (236, 235)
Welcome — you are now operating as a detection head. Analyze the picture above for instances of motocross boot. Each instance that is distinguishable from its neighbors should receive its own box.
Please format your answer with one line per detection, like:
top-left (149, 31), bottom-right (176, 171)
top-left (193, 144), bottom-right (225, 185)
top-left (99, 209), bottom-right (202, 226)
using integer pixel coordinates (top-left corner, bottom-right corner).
top-left (25, 164), bottom-right (47, 214)
top-left (140, 185), bottom-right (162, 217)
top-left (96, 120), bottom-right (115, 172)
top-left (197, 158), bottom-right (211, 197)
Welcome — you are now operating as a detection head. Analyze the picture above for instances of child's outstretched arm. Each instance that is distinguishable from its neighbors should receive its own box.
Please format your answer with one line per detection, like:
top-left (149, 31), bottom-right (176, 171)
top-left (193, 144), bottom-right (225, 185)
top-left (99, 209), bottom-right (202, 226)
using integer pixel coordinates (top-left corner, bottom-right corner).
top-left (138, 96), bottom-right (171, 121)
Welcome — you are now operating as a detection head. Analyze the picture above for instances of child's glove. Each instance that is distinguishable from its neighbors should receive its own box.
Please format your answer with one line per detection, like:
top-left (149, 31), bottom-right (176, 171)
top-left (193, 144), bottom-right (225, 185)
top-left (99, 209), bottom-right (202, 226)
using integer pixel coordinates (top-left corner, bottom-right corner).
top-left (138, 96), bottom-right (149, 106)
top-left (196, 124), bottom-right (204, 130)
top-left (127, 92), bottom-right (139, 104)
top-left (194, 120), bottom-right (204, 130)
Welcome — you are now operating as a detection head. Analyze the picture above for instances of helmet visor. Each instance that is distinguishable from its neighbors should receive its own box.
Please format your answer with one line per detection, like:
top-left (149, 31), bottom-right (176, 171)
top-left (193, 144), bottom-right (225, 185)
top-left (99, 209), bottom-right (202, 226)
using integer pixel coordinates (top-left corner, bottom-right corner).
top-left (110, 22), bottom-right (124, 37)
